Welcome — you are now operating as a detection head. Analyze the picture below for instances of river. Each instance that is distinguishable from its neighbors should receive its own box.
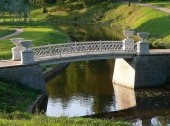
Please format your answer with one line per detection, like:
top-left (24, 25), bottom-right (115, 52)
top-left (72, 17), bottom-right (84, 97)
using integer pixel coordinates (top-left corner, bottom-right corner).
top-left (45, 25), bottom-right (170, 126)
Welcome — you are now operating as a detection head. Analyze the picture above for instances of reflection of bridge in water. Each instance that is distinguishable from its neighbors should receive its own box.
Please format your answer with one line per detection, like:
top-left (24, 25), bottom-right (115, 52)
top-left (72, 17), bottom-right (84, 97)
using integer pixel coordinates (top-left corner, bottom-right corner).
top-left (84, 84), bottom-right (170, 126)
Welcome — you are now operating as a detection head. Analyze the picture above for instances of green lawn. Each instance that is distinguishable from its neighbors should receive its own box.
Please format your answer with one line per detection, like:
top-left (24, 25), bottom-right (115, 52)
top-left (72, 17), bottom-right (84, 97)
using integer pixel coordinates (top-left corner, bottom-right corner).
top-left (0, 5), bottom-right (70, 59)
top-left (102, 3), bottom-right (170, 48)
top-left (0, 24), bottom-right (69, 59)
top-left (0, 114), bottom-right (129, 126)
top-left (0, 79), bottom-right (39, 113)
top-left (0, 27), bottom-right (15, 38)
top-left (0, 77), bottom-right (129, 125)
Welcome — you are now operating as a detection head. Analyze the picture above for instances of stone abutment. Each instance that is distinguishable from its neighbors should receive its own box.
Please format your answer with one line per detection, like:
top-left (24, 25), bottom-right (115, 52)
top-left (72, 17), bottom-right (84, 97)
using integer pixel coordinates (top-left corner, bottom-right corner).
top-left (113, 54), bottom-right (170, 88)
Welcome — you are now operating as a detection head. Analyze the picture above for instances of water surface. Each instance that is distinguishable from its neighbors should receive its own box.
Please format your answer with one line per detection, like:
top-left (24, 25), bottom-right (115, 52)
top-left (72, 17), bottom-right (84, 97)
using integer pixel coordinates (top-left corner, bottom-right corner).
top-left (45, 25), bottom-right (170, 125)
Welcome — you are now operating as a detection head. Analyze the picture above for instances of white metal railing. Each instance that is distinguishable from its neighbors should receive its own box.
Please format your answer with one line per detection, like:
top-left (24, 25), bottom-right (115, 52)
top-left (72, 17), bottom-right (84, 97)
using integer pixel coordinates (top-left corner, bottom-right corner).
top-left (31, 41), bottom-right (136, 61)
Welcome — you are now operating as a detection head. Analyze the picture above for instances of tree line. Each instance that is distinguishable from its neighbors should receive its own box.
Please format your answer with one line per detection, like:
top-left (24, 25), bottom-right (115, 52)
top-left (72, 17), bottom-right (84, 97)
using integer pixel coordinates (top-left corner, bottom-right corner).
top-left (0, 0), bottom-right (168, 22)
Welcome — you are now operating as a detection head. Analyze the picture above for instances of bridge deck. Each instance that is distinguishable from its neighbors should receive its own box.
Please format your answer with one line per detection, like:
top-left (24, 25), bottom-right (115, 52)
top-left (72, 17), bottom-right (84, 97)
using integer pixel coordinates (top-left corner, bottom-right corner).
top-left (0, 60), bottom-right (21, 68)
top-left (0, 49), bottom-right (170, 67)
top-left (150, 49), bottom-right (170, 54)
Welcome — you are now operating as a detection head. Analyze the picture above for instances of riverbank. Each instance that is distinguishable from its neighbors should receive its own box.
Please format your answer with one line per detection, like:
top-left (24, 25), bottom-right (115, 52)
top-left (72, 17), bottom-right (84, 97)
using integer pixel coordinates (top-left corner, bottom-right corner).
top-left (0, 77), bottom-right (127, 125)
top-left (0, 1), bottom-right (169, 125)
top-left (0, 79), bottom-right (40, 113)
top-left (44, 2), bottom-right (170, 48)
top-left (0, 79), bottom-right (129, 125)
top-left (0, 114), bottom-right (129, 126)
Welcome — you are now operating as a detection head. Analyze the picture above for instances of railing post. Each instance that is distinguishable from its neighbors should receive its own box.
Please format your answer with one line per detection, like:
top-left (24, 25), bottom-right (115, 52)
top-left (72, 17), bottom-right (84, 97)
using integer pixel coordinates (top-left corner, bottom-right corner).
top-left (137, 32), bottom-right (150, 55)
top-left (59, 45), bottom-right (62, 58)
top-left (122, 30), bottom-right (134, 51)
top-left (100, 40), bottom-right (102, 52)
top-left (20, 40), bottom-right (35, 65)
top-left (10, 38), bottom-right (24, 61)
top-left (74, 41), bottom-right (77, 53)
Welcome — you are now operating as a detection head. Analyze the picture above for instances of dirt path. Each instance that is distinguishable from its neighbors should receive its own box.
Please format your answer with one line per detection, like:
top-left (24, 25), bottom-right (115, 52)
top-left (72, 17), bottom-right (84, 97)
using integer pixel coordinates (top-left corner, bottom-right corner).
top-left (0, 28), bottom-right (24, 40)
top-left (139, 3), bottom-right (170, 14)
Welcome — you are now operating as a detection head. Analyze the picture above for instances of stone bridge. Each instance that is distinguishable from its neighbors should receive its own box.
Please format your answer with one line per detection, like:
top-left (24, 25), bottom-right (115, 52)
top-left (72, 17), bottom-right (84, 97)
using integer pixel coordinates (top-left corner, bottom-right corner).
top-left (31, 41), bottom-right (137, 65)
top-left (0, 31), bottom-right (170, 90)
top-left (11, 31), bottom-right (147, 65)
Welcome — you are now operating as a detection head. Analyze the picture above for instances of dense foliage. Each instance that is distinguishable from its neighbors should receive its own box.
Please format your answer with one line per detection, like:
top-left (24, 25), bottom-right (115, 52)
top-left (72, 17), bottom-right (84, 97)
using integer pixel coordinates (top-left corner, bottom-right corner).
top-left (0, 0), bottom-right (30, 20)
top-left (142, 0), bottom-right (169, 1)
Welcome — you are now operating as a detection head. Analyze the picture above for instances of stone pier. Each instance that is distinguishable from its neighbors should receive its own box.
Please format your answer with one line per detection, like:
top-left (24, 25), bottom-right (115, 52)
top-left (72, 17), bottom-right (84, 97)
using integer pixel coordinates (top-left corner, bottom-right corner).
top-left (113, 50), bottom-right (170, 88)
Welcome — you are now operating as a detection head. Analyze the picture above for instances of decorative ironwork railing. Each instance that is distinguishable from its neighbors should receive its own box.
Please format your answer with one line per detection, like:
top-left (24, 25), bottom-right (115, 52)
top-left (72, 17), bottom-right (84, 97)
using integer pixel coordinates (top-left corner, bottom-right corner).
top-left (31, 41), bottom-right (136, 61)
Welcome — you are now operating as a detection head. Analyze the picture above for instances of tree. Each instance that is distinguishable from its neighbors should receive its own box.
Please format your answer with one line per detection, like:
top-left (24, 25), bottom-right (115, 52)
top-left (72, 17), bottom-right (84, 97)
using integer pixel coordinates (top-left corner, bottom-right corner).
top-left (128, 0), bottom-right (131, 6)
top-left (29, 0), bottom-right (47, 13)
top-left (0, 0), bottom-right (30, 22)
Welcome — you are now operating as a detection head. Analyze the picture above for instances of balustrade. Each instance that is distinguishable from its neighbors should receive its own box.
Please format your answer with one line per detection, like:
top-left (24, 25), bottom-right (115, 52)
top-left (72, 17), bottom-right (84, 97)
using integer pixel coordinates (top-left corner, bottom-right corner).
top-left (9, 31), bottom-right (150, 64)
top-left (32, 41), bottom-right (136, 61)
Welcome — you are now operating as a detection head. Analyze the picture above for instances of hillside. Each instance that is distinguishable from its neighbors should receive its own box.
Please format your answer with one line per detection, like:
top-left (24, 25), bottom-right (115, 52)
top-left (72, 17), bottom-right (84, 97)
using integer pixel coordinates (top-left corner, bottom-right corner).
top-left (35, 2), bottom-right (170, 48)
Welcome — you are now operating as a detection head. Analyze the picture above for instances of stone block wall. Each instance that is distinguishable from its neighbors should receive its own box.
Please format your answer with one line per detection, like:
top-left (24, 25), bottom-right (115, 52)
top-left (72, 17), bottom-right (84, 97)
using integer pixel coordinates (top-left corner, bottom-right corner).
top-left (0, 64), bottom-right (46, 91)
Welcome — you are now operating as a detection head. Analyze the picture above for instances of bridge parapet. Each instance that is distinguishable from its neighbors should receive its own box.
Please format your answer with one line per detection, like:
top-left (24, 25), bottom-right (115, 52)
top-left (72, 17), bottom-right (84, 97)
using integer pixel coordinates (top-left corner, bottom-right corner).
top-left (31, 41), bottom-right (136, 61)
top-left (9, 31), bottom-right (150, 65)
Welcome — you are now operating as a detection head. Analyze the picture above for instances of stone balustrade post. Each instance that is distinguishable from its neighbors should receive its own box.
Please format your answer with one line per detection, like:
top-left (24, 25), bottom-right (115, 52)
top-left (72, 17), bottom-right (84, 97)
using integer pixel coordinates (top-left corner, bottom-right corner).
top-left (137, 32), bottom-right (150, 55)
top-left (122, 30), bottom-right (135, 51)
top-left (20, 40), bottom-right (35, 65)
top-left (10, 38), bottom-right (24, 61)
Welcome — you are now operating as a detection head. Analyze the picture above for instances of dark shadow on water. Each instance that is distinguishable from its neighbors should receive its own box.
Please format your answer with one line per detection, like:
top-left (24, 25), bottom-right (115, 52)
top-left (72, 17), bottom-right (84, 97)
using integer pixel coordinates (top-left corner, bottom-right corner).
top-left (83, 84), bottom-right (170, 125)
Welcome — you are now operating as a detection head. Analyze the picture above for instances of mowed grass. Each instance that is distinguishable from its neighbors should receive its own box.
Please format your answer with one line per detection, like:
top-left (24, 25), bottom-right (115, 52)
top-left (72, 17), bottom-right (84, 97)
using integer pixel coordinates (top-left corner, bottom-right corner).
top-left (0, 114), bottom-right (129, 126)
top-left (0, 26), bottom-right (15, 37)
top-left (102, 3), bottom-right (170, 48)
top-left (0, 78), bottom-right (129, 125)
top-left (0, 24), bottom-right (69, 59)
top-left (0, 4), bottom-right (70, 59)
top-left (0, 79), bottom-right (39, 113)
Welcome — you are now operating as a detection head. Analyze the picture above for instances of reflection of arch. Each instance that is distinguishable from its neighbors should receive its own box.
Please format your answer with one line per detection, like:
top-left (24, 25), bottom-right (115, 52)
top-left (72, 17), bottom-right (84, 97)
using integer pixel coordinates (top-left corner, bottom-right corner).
top-left (46, 60), bottom-right (116, 117)
top-left (83, 85), bottom-right (170, 126)
top-left (114, 84), bottom-right (136, 110)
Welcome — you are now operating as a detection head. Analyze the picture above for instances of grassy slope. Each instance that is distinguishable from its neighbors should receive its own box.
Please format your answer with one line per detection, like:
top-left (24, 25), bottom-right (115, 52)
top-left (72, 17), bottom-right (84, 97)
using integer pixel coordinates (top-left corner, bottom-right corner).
top-left (0, 27), bottom-right (15, 37)
top-left (102, 4), bottom-right (170, 48)
top-left (45, 2), bottom-right (170, 48)
top-left (0, 79), bottom-right (129, 125)
top-left (0, 79), bottom-right (39, 113)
